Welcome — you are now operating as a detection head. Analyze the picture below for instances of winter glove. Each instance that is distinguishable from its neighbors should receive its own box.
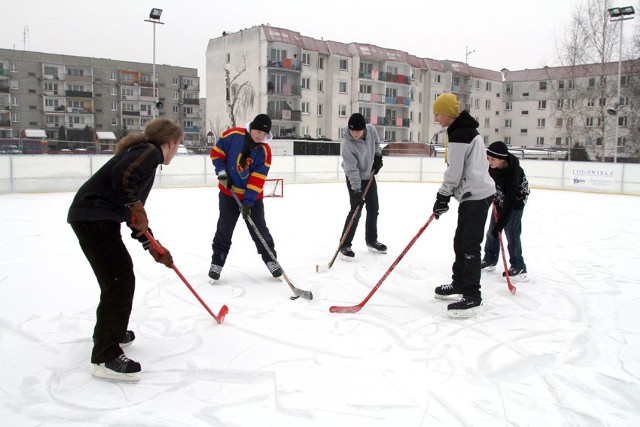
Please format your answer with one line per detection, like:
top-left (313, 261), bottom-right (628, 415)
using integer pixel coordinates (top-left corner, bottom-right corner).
top-left (241, 203), bottom-right (251, 220)
top-left (351, 190), bottom-right (364, 207)
top-left (217, 173), bottom-right (232, 189)
top-left (372, 154), bottom-right (383, 175)
top-left (433, 192), bottom-right (451, 219)
top-left (149, 241), bottom-right (173, 267)
top-left (128, 201), bottom-right (148, 237)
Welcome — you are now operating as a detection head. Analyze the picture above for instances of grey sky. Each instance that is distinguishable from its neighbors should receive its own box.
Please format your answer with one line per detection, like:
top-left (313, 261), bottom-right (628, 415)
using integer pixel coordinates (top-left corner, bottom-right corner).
top-left (1, 0), bottom-right (638, 89)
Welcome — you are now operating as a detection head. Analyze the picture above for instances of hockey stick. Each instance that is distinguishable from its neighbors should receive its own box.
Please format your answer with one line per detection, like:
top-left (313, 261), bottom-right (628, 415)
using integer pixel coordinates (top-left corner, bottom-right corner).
top-left (230, 191), bottom-right (313, 300)
top-left (316, 177), bottom-right (376, 273)
top-left (144, 231), bottom-right (229, 323)
top-left (492, 202), bottom-right (516, 295)
top-left (330, 213), bottom-right (436, 314)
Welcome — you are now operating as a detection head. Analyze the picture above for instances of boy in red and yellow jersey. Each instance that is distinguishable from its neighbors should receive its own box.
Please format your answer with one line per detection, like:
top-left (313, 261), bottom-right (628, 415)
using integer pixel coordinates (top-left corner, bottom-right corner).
top-left (208, 114), bottom-right (282, 280)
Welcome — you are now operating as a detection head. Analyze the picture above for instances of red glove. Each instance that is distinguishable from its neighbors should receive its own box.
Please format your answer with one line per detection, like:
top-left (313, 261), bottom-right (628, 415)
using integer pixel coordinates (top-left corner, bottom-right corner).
top-left (149, 242), bottom-right (173, 267)
top-left (128, 201), bottom-right (148, 237)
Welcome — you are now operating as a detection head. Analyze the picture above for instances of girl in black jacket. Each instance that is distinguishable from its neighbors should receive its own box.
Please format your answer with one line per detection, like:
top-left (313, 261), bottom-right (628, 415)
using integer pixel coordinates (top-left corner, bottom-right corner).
top-left (68, 118), bottom-right (182, 381)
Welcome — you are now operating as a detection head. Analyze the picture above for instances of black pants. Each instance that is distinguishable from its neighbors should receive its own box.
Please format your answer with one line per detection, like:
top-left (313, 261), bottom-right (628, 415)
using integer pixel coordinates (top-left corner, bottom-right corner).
top-left (450, 196), bottom-right (493, 299)
top-left (341, 177), bottom-right (379, 247)
top-left (211, 192), bottom-right (277, 265)
top-left (70, 221), bottom-right (134, 364)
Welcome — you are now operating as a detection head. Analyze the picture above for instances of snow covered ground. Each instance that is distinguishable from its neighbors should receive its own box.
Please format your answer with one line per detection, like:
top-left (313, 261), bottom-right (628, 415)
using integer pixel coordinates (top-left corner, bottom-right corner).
top-left (1, 182), bottom-right (639, 426)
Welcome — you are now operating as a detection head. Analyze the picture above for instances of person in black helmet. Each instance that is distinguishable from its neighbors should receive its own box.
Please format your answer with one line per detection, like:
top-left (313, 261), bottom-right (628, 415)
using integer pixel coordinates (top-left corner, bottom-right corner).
top-left (338, 112), bottom-right (386, 261)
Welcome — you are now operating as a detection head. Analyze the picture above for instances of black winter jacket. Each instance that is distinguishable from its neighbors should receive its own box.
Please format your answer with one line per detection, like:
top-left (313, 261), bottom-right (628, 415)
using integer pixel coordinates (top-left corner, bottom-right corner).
top-left (490, 153), bottom-right (529, 232)
top-left (67, 142), bottom-right (164, 224)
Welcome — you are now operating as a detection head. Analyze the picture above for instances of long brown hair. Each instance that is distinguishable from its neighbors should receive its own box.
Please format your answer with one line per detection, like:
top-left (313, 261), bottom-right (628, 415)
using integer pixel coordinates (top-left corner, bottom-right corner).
top-left (115, 119), bottom-right (183, 154)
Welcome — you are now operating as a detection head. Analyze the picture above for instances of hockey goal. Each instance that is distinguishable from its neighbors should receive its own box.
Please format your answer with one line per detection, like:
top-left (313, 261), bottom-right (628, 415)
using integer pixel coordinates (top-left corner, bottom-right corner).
top-left (263, 178), bottom-right (284, 198)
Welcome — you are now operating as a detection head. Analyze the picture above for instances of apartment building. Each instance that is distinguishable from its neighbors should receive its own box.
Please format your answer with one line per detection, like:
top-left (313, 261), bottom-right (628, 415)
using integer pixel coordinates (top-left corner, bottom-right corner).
top-left (0, 48), bottom-right (203, 148)
top-left (206, 25), bottom-right (638, 161)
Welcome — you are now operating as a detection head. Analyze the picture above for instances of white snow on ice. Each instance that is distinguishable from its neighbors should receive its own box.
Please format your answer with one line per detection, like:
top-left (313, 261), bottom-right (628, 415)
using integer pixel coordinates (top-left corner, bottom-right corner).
top-left (1, 182), bottom-right (639, 426)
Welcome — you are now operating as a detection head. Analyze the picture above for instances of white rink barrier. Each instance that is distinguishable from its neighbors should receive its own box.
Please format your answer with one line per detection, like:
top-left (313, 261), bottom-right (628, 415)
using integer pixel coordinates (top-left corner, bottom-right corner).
top-left (0, 154), bottom-right (638, 195)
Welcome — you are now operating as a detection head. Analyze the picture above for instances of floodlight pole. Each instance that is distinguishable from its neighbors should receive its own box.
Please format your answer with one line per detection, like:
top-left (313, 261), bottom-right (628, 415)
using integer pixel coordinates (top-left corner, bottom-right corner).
top-left (607, 6), bottom-right (635, 163)
top-left (145, 9), bottom-right (164, 120)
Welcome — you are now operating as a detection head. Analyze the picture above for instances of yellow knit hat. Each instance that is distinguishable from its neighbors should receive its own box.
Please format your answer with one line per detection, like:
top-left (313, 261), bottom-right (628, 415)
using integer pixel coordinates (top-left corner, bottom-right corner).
top-left (433, 93), bottom-right (460, 118)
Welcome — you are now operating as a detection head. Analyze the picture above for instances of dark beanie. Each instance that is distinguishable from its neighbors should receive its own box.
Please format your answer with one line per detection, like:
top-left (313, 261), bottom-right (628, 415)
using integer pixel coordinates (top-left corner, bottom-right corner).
top-left (251, 114), bottom-right (272, 133)
top-left (348, 113), bottom-right (366, 131)
top-left (487, 141), bottom-right (509, 159)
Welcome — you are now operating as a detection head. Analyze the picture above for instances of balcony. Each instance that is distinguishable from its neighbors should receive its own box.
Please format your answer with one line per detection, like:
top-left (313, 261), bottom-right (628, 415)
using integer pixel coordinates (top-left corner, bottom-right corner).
top-left (183, 98), bottom-right (199, 105)
top-left (65, 90), bottom-right (93, 98)
top-left (267, 58), bottom-right (301, 72)
top-left (122, 110), bottom-right (141, 116)
top-left (358, 92), bottom-right (387, 103)
top-left (267, 110), bottom-right (302, 121)
top-left (267, 84), bottom-right (301, 97)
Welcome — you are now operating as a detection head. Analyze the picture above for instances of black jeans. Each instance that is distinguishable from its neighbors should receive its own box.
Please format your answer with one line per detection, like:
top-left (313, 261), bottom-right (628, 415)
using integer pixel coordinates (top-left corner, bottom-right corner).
top-left (450, 196), bottom-right (493, 299)
top-left (341, 177), bottom-right (379, 247)
top-left (212, 192), bottom-right (277, 265)
top-left (70, 221), bottom-right (134, 364)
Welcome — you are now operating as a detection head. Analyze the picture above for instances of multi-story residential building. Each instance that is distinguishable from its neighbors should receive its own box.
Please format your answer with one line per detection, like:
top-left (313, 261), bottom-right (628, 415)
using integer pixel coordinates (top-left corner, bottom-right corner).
top-left (206, 25), bottom-right (638, 161)
top-left (0, 48), bottom-right (203, 149)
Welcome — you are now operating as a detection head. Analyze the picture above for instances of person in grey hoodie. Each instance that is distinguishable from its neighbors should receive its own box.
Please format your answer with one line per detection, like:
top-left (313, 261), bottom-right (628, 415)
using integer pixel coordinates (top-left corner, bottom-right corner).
top-left (430, 94), bottom-right (496, 317)
top-left (339, 113), bottom-right (386, 260)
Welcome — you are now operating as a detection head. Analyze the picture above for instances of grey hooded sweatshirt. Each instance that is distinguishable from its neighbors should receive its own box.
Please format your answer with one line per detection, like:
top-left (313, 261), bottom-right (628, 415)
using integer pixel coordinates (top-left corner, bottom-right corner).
top-left (341, 124), bottom-right (382, 192)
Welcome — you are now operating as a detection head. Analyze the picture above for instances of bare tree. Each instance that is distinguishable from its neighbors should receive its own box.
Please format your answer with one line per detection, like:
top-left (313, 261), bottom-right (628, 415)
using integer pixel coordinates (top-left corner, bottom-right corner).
top-left (551, 0), bottom-right (621, 161)
top-left (224, 54), bottom-right (255, 128)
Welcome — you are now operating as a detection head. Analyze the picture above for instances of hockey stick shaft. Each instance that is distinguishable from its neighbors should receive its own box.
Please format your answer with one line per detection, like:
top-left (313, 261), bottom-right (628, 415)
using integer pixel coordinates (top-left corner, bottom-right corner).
top-left (492, 202), bottom-right (516, 295)
top-left (144, 231), bottom-right (229, 323)
top-left (316, 176), bottom-right (375, 272)
top-left (230, 192), bottom-right (313, 300)
top-left (329, 213), bottom-right (436, 313)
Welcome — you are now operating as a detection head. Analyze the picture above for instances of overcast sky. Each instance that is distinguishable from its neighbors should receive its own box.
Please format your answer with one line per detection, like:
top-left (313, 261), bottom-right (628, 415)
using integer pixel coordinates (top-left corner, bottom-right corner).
top-left (1, 0), bottom-right (639, 90)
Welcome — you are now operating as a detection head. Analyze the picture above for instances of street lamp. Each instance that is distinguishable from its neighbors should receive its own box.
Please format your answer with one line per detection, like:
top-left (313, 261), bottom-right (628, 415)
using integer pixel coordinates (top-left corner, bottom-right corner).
top-left (145, 8), bottom-right (164, 120)
top-left (607, 5), bottom-right (635, 163)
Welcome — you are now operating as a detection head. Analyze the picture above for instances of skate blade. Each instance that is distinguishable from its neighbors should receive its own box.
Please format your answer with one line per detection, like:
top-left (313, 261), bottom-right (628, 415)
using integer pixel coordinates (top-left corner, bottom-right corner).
top-left (92, 364), bottom-right (141, 382)
top-left (447, 304), bottom-right (484, 318)
top-left (434, 293), bottom-right (462, 300)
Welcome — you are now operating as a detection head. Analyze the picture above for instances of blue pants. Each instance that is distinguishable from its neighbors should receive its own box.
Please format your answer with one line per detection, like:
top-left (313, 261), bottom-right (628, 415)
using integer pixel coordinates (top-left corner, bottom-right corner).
top-left (211, 192), bottom-right (277, 265)
top-left (483, 209), bottom-right (526, 270)
top-left (451, 196), bottom-right (493, 299)
top-left (341, 178), bottom-right (379, 246)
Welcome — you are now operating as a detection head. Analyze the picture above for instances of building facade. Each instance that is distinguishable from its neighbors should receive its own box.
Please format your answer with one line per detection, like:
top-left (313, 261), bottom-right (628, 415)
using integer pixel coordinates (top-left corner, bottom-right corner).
top-left (206, 25), bottom-right (638, 161)
top-left (0, 48), bottom-right (203, 149)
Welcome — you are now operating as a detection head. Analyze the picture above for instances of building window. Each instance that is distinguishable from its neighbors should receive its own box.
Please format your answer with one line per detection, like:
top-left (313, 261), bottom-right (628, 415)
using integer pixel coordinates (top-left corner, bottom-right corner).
top-left (520, 129), bottom-right (528, 134)
top-left (317, 57), bottom-right (324, 69)
top-left (111, 102), bottom-right (117, 111)
top-left (537, 118), bottom-right (546, 128)
top-left (599, 97), bottom-right (607, 107)
top-left (505, 119), bottom-right (512, 128)
top-left (621, 75), bottom-right (630, 86)
top-left (226, 53), bottom-right (230, 64)
top-left (485, 100), bottom-right (491, 109)
top-left (555, 137), bottom-right (563, 145)
top-left (301, 77), bottom-right (311, 90)
top-left (539, 81), bottom-right (547, 91)
top-left (538, 100), bottom-right (547, 109)
top-left (484, 118), bottom-right (490, 128)
top-left (558, 80), bottom-right (565, 90)
top-left (301, 102), bottom-right (310, 114)
top-left (505, 102), bottom-right (512, 110)
top-left (586, 117), bottom-right (594, 127)
top-left (111, 117), bottom-right (118, 126)
top-left (506, 84), bottom-right (513, 93)
top-left (504, 137), bottom-right (511, 145)
top-left (588, 78), bottom-right (596, 88)
top-left (338, 105), bottom-right (347, 117)
top-left (338, 81), bottom-right (347, 93)
top-left (11, 113), bottom-right (19, 122)
top-left (522, 92), bottom-right (529, 97)
top-left (474, 98), bottom-right (480, 109)
top-left (521, 110), bottom-right (529, 115)
top-left (302, 52), bottom-right (311, 65)
top-left (339, 58), bottom-right (348, 71)
top-left (587, 98), bottom-right (595, 107)
top-left (317, 80), bottom-right (324, 92)
top-left (596, 137), bottom-right (603, 146)
top-left (435, 74), bottom-right (441, 84)
top-left (556, 118), bottom-right (563, 127)
top-left (317, 128), bottom-right (323, 137)
top-left (557, 99), bottom-right (564, 108)
top-left (486, 82), bottom-right (492, 91)
top-left (536, 137), bottom-right (545, 146)
top-left (317, 104), bottom-right (323, 116)
top-left (618, 116), bottom-right (628, 127)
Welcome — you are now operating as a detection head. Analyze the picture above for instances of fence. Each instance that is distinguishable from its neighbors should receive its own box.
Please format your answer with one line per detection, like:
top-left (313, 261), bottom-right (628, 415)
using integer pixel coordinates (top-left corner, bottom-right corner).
top-left (1, 154), bottom-right (638, 195)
